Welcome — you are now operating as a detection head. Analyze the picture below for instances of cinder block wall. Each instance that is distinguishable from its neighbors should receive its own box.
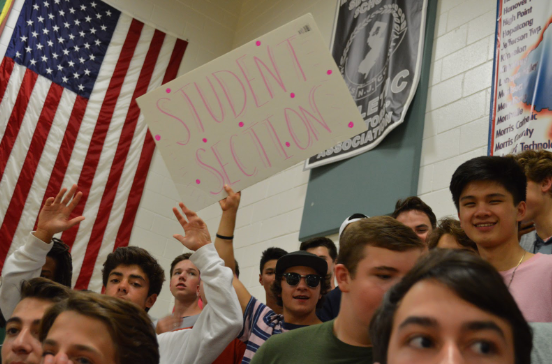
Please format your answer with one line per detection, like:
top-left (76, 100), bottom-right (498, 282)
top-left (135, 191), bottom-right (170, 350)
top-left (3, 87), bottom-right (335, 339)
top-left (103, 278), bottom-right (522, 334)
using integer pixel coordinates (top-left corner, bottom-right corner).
top-left (0, 0), bottom-right (498, 318)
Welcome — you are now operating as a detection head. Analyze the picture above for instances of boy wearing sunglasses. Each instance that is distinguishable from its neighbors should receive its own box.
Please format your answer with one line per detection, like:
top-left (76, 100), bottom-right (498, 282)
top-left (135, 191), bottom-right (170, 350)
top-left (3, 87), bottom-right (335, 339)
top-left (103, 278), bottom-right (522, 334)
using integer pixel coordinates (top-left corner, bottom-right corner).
top-left (250, 216), bottom-right (426, 364)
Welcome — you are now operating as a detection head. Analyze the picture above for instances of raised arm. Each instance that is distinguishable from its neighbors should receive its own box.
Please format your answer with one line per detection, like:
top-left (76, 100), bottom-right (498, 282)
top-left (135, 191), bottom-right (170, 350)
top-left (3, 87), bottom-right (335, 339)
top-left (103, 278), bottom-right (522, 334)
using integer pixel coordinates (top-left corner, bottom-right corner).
top-left (158, 203), bottom-right (242, 364)
top-left (213, 185), bottom-right (251, 313)
top-left (0, 185), bottom-right (84, 317)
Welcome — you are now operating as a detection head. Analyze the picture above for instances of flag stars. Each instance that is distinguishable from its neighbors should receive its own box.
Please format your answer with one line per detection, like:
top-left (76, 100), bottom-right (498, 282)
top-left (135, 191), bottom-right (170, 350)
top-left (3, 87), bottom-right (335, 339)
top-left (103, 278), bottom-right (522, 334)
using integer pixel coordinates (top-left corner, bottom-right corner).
top-left (69, 7), bottom-right (75, 14)
top-left (74, 19), bottom-right (81, 26)
top-left (89, 54), bottom-right (96, 61)
top-left (84, 42), bottom-right (90, 49)
top-left (100, 25), bottom-right (107, 31)
top-left (62, 76), bottom-right (68, 83)
top-left (90, 27), bottom-right (96, 34)
top-left (94, 39), bottom-right (101, 46)
top-left (78, 84), bottom-right (84, 91)
top-left (85, 16), bottom-right (91, 22)
top-left (80, 4), bottom-right (86, 11)
top-left (68, 60), bottom-right (75, 67)
top-left (106, 10), bottom-right (112, 16)
top-left (46, 67), bottom-right (52, 74)
top-left (62, 49), bottom-right (69, 55)
top-left (41, 55), bottom-right (48, 62)
top-left (58, 37), bottom-right (65, 43)
top-left (26, 20), bottom-right (33, 26)
top-left (79, 57), bottom-right (85, 63)
top-left (54, 0), bottom-right (60, 4)
top-left (74, 45), bottom-right (80, 52)
top-left (53, 25), bottom-right (59, 32)
top-left (84, 69), bottom-right (90, 76)
top-left (57, 64), bottom-right (63, 71)
top-left (30, 59), bottom-right (37, 66)
top-left (36, 43), bottom-right (44, 50)
top-left (20, 35), bottom-right (28, 42)
top-left (52, 52), bottom-right (58, 59)
top-left (64, 22), bottom-right (70, 28)
top-left (42, 28), bottom-right (49, 35)
top-left (96, 13), bottom-right (102, 19)
top-left (48, 13), bottom-right (54, 20)
top-left (79, 31), bottom-right (85, 37)
top-left (32, 31), bottom-right (38, 38)
top-left (25, 46), bottom-right (32, 53)
top-left (59, 10), bottom-right (65, 16)
top-left (69, 34), bottom-right (75, 40)
top-left (37, 16), bottom-right (44, 23)
top-left (73, 72), bottom-right (80, 79)
top-left (33, 4), bottom-right (39, 10)
top-left (91, 1), bottom-right (97, 7)
top-left (15, 51), bottom-right (21, 58)
top-left (47, 40), bottom-right (54, 47)
top-left (44, 1), bottom-right (49, 8)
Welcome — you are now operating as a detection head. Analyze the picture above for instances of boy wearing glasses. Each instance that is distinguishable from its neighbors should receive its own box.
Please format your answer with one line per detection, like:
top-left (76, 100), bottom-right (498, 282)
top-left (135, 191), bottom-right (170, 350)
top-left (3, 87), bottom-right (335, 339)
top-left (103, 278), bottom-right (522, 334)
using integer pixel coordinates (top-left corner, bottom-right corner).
top-left (250, 216), bottom-right (426, 363)
top-left (212, 186), bottom-right (330, 363)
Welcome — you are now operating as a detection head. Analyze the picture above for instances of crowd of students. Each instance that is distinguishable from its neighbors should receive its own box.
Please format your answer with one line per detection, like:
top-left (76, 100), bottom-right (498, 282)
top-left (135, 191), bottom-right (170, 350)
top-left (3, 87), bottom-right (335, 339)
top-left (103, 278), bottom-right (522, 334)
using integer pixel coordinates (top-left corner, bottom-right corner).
top-left (2, 150), bottom-right (552, 364)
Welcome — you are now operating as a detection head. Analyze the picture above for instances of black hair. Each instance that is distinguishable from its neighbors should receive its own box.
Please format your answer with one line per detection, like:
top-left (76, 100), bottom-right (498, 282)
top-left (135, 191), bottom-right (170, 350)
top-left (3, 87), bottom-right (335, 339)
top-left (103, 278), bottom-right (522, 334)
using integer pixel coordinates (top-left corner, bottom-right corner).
top-left (20, 277), bottom-right (72, 303)
top-left (392, 196), bottom-right (437, 229)
top-left (102, 246), bottom-right (165, 307)
top-left (450, 156), bottom-right (527, 210)
top-left (300, 237), bottom-right (338, 261)
top-left (235, 258), bottom-right (240, 278)
top-left (370, 249), bottom-right (532, 364)
top-left (47, 238), bottom-right (73, 287)
top-left (259, 247), bottom-right (288, 274)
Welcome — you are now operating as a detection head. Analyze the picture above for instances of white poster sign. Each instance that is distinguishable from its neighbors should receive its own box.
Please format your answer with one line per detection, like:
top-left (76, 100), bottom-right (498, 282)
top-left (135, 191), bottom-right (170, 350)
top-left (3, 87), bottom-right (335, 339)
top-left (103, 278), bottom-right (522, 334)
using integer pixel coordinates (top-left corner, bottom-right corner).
top-left (137, 14), bottom-right (366, 210)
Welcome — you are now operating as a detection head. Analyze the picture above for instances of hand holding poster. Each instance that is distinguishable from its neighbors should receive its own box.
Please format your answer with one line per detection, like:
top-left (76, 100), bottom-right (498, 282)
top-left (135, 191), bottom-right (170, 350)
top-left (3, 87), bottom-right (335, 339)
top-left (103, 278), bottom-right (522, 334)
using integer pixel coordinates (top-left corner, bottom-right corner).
top-left (137, 14), bottom-right (366, 211)
top-left (490, 0), bottom-right (552, 155)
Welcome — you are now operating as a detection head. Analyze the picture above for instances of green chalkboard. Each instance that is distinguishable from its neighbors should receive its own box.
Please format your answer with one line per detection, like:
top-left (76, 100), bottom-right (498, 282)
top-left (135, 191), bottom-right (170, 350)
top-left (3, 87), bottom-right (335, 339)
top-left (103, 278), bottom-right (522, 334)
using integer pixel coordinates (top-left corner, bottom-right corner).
top-left (299, 0), bottom-right (437, 241)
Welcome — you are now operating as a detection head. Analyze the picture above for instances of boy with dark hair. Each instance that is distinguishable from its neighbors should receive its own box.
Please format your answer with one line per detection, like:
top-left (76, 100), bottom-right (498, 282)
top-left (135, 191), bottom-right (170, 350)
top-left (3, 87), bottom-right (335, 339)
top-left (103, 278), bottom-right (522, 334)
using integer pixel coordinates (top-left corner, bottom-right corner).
top-left (250, 216), bottom-right (426, 364)
top-left (156, 253), bottom-right (202, 333)
top-left (511, 150), bottom-right (552, 254)
top-left (450, 155), bottom-right (552, 322)
top-left (300, 237), bottom-right (337, 289)
top-left (2, 277), bottom-right (71, 364)
top-left (392, 196), bottom-right (437, 242)
top-left (258, 247), bottom-right (287, 314)
top-left (102, 245), bottom-right (165, 312)
top-left (213, 186), bottom-right (329, 363)
top-left (0, 185), bottom-right (83, 319)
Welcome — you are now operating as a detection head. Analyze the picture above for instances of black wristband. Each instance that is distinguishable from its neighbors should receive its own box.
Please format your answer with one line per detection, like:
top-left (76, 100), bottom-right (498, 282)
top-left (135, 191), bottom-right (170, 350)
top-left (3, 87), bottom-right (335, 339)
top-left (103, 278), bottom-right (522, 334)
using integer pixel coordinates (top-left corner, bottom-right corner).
top-left (216, 233), bottom-right (234, 240)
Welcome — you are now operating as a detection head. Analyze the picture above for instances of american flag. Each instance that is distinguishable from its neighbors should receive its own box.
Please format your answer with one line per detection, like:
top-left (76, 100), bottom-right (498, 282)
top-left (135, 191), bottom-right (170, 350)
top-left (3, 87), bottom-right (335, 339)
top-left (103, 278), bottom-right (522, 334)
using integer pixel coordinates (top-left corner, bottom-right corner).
top-left (0, 0), bottom-right (187, 291)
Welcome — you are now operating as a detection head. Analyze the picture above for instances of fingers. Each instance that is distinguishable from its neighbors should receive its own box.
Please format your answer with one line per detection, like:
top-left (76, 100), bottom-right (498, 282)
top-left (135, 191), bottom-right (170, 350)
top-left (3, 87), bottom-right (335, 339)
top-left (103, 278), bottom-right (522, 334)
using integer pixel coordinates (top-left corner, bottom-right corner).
top-left (61, 184), bottom-right (78, 205)
top-left (53, 187), bottom-right (68, 205)
top-left (67, 191), bottom-right (83, 211)
top-left (43, 196), bottom-right (55, 207)
top-left (67, 216), bottom-right (86, 228)
top-left (173, 234), bottom-right (186, 244)
top-left (179, 202), bottom-right (198, 222)
top-left (224, 184), bottom-right (235, 195)
top-left (172, 206), bottom-right (187, 227)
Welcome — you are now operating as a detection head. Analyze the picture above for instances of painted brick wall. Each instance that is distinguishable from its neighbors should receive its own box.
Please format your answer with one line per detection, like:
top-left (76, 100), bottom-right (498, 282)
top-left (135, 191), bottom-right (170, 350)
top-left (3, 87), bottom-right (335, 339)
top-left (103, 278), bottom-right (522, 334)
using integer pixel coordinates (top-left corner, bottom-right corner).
top-left (0, 0), bottom-right (500, 318)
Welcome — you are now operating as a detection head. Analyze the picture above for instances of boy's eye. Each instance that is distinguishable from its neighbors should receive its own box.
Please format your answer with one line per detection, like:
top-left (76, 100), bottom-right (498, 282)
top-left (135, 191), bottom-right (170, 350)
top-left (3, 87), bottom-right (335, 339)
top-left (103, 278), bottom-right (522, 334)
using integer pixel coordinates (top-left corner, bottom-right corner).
top-left (408, 335), bottom-right (434, 349)
top-left (6, 327), bottom-right (20, 336)
top-left (470, 340), bottom-right (497, 355)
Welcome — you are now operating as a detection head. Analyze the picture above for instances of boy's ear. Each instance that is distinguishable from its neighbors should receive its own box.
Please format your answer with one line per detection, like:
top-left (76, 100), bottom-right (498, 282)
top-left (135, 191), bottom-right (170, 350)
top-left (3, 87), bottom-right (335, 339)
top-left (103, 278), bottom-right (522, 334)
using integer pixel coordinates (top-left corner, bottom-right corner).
top-left (541, 177), bottom-right (552, 193)
top-left (516, 201), bottom-right (527, 222)
top-left (145, 293), bottom-right (158, 309)
top-left (334, 264), bottom-right (351, 293)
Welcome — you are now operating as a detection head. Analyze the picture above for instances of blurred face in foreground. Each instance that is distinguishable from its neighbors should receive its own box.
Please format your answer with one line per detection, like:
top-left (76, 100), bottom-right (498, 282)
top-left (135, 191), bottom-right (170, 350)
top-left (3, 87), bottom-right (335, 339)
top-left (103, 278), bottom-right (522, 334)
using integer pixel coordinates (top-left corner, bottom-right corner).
top-left (387, 279), bottom-right (515, 364)
top-left (2, 298), bottom-right (52, 364)
top-left (41, 311), bottom-right (117, 364)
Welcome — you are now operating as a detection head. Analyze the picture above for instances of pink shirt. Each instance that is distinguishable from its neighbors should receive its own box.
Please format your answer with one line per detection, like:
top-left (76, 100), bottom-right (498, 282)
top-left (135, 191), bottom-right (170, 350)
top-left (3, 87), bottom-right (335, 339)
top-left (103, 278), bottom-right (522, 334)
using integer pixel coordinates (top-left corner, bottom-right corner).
top-left (500, 253), bottom-right (552, 322)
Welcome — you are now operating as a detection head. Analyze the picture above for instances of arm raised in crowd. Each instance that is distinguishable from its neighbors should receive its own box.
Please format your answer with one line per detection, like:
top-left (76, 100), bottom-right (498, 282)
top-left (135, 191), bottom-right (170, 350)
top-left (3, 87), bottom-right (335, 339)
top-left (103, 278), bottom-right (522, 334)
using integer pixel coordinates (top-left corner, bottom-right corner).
top-left (213, 185), bottom-right (251, 314)
top-left (158, 202), bottom-right (242, 364)
top-left (0, 185), bottom-right (84, 318)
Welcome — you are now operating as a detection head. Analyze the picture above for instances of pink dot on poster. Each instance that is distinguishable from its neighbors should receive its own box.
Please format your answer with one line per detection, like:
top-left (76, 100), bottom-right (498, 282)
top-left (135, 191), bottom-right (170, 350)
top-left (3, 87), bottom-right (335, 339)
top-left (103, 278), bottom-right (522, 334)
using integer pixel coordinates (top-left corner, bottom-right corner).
top-left (202, 138), bottom-right (207, 143)
top-left (239, 122), bottom-right (244, 127)
top-left (256, 40), bottom-right (261, 46)
top-left (196, 179), bottom-right (201, 184)
top-left (327, 70), bottom-right (332, 75)
top-left (348, 122), bottom-right (354, 128)
top-left (285, 142), bottom-right (291, 147)
top-left (290, 93), bottom-right (295, 98)
top-left (154, 134), bottom-right (161, 141)
top-left (166, 88), bottom-right (171, 93)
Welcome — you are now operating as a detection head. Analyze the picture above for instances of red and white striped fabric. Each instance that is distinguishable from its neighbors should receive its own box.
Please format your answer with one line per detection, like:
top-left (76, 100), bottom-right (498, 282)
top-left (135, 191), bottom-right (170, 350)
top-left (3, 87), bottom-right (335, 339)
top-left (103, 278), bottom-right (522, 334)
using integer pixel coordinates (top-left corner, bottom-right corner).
top-left (0, 0), bottom-right (187, 291)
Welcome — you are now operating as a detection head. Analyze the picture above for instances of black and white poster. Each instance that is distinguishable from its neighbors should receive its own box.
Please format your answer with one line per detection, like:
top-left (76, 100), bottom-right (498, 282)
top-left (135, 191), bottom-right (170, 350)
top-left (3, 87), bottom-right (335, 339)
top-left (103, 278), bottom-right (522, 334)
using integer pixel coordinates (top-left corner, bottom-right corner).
top-left (304, 0), bottom-right (428, 169)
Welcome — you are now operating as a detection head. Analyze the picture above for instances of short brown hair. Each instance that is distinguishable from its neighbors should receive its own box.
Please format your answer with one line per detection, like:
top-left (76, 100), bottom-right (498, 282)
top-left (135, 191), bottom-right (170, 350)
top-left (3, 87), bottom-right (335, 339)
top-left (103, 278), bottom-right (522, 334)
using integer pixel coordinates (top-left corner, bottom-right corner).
top-left (39, 291), bottom-right (159, 364)
top-left (511, 150), bottom-right (552, 195)
top-left (170, 253), bottom-right (193, 276)
top-left (271, 272), bottom-right (331, 309)
top-left (392, 196), bottom-right (437, 229)
top-left (338, 216), bottom-right (425, 277)
top-left (427, 217), bottom-right (478, 252)
top-left (20, 277), bottom-right (71, 303)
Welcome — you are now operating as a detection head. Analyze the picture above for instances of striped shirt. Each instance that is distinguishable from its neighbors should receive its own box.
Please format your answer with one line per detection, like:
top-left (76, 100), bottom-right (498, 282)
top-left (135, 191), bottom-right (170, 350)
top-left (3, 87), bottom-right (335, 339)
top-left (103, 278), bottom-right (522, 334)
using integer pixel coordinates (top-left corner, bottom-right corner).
top-left (238, 296), bottom-right (306, 364)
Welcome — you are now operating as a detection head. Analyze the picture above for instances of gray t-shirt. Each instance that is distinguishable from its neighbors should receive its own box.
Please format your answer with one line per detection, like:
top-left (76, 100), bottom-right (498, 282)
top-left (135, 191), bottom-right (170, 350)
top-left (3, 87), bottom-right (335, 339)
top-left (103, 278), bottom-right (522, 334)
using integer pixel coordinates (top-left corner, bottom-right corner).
top-left (530, 322), bottom-right (552, 364)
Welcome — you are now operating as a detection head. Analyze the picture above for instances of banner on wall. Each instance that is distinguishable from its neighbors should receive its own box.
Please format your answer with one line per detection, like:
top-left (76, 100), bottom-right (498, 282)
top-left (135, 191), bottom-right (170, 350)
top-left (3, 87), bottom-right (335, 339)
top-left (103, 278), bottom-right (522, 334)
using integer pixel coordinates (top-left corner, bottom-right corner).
top-left (137, 14), bottom-right (367, 212)
top-left (303, 0), bottom-right (428, 169)
top-left (490, 0), bottom-right (552, 155)
top-left (0, 0), bottom-right (14, 36)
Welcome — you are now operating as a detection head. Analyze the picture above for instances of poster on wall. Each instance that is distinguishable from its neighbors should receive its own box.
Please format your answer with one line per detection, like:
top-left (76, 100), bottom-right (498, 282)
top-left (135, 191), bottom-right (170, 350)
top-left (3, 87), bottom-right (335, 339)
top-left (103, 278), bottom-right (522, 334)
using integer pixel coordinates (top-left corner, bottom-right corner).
top-left (490, 0), bottom-right (552, 155)
top-left (137, 14), bottom-right (367, 211)
top-left (303, 0), bottom-right (428, 170)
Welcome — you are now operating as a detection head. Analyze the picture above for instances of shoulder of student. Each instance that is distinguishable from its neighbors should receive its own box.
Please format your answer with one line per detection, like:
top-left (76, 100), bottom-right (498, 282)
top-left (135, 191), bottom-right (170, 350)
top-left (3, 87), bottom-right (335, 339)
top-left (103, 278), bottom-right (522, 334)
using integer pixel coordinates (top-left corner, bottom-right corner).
top-left (529, 322), bottom-right (552, 364)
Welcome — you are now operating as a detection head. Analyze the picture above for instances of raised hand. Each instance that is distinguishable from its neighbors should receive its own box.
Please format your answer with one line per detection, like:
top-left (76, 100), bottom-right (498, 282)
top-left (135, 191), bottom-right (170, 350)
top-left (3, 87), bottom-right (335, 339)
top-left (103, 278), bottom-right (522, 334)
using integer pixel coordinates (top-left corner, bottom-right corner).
top-left (172, 202), bottom-right (211, 251)
top-left (218, 185), bottom-right (241, 213)
top-left (35, 185), bottom-right (85, 243)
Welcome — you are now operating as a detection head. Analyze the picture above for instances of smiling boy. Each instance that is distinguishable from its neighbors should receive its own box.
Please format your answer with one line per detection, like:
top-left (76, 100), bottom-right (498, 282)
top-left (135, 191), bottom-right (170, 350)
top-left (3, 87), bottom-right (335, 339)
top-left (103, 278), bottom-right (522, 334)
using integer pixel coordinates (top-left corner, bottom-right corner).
top-left (450, 156), bottom-right (552, 322)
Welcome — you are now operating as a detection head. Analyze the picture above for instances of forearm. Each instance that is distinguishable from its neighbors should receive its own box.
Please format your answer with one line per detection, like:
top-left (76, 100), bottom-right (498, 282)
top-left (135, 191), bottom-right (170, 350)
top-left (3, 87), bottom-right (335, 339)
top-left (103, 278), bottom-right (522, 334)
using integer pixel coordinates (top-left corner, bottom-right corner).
top-left (214, 210), bottom-right (237, 272)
